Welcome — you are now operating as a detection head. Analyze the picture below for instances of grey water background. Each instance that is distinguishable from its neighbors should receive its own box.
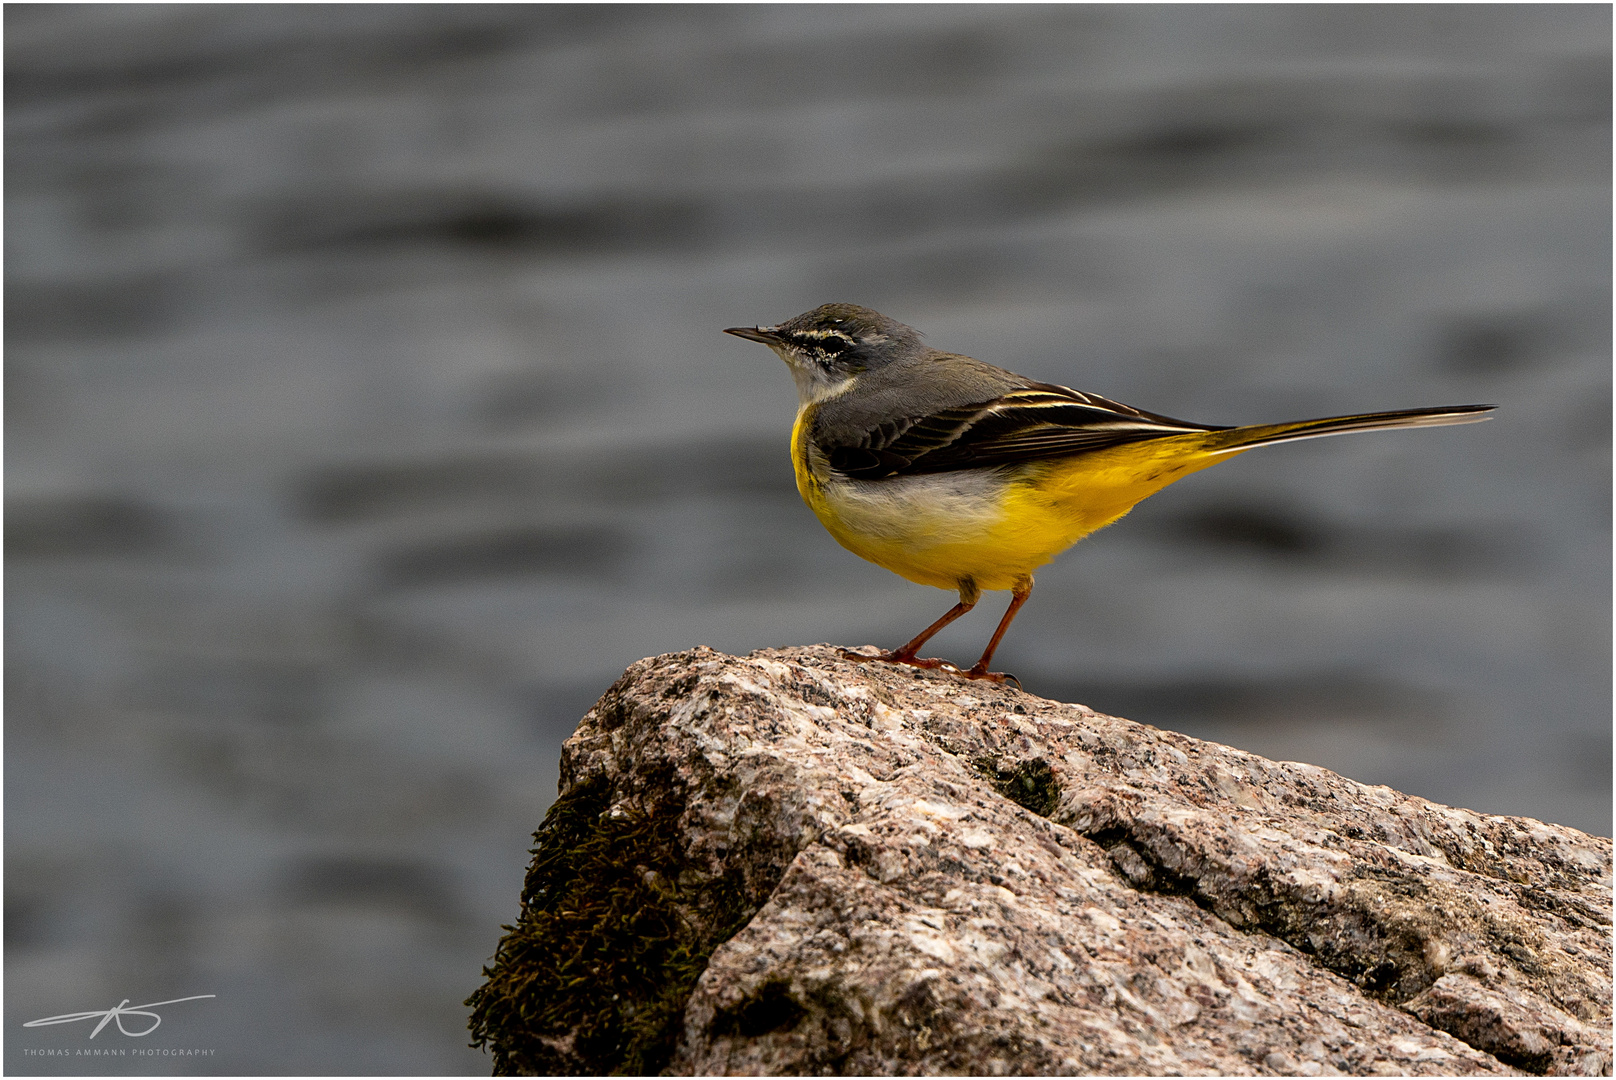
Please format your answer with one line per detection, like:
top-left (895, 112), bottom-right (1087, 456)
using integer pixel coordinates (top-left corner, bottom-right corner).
top-left (5, 5), bottom-right (1609, 1074)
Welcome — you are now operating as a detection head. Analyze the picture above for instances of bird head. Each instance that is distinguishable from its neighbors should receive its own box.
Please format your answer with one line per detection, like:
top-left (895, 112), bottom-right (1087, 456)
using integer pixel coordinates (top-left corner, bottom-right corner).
top-left (726, 303), bottom-right (923, 405)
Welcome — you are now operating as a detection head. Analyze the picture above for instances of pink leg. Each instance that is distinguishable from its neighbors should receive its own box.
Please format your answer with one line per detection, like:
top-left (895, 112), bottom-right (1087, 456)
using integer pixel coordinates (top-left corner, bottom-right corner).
top-left (966, 580), bottom-right (1032, 684)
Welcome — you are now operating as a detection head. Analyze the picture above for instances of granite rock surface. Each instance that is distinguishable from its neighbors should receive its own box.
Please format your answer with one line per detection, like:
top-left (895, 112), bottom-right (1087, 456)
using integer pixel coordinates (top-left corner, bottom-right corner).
top-left (469, 646), bottom-right (1611, 1075)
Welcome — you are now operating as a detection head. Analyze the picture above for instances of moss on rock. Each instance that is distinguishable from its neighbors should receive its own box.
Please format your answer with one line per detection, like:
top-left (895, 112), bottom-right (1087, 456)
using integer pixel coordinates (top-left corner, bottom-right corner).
top-left (466, 771), bottom-right (755, 1075)
top-left (979, 756), bottom-right (1062, 818)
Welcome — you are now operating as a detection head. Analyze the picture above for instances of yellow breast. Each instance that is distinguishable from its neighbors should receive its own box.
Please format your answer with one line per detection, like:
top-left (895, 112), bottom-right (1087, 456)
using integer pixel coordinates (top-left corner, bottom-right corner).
top-left (791, 406), bottom-right (1233, 593)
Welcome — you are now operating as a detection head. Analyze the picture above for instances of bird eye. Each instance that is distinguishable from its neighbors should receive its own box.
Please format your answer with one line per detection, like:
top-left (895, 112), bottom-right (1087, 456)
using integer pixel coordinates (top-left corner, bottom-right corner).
top-left (819, 336), bottom-right (848, 355)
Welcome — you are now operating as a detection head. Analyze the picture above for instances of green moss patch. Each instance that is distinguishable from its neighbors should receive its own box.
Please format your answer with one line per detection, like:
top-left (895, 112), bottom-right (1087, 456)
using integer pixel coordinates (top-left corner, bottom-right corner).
top-left (979, 757), bottom-right (1062, 818)
top-left (466, 772), bottom-right (757, 1075)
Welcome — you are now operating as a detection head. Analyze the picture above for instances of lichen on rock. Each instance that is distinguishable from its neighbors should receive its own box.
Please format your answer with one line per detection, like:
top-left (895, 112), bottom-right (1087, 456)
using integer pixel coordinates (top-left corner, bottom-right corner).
top-left (468, 646), bottom-right (1612, 1076)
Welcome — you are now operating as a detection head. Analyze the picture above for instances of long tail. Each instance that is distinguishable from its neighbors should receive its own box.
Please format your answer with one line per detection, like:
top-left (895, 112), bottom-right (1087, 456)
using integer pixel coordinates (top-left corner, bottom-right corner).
top-left (1202, 404), bottom-right (1495, 456)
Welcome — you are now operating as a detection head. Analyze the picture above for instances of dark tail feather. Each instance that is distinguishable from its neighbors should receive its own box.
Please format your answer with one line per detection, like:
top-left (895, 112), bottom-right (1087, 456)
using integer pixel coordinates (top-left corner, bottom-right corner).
top-left (1206, 404), bottom-right (1495, 455)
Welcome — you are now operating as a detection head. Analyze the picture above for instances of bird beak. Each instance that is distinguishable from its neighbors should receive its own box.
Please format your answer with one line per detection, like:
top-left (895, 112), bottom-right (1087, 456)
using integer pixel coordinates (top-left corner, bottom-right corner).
top-left (724, 325), bottom-right (782, 344)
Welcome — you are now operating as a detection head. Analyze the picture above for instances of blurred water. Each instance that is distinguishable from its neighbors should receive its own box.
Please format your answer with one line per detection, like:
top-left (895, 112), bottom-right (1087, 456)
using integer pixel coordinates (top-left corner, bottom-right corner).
top-left (5, 5), bottom-right (1610, 1075)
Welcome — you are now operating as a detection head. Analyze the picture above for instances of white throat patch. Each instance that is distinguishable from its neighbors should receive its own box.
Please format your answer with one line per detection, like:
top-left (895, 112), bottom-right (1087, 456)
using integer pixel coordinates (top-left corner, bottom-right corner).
top-left (775, 347), bottom-right (859, 406)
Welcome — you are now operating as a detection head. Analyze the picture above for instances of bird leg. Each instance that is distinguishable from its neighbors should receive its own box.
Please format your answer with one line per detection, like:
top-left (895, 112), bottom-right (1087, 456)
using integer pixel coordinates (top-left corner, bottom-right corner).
top-left (965, 580), bottom-right (1032, 685)
top-left (841, 596), bottom-right (976, 673)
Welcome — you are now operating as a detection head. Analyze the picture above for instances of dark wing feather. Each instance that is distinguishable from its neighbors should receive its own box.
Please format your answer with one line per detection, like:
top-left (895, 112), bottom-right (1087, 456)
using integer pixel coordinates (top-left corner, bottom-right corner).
top-left (826, 383), bottom-right (1222, 480)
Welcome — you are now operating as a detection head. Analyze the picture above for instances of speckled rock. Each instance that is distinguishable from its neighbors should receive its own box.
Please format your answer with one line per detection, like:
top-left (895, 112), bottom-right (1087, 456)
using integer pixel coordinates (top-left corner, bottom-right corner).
top-left (469, 646), bottom-right (1611, 1076)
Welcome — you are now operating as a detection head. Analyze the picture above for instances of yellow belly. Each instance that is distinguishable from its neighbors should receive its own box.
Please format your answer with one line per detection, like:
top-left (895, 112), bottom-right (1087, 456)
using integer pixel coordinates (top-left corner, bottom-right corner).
top-left (791, 407), bottom-right (1234, 593)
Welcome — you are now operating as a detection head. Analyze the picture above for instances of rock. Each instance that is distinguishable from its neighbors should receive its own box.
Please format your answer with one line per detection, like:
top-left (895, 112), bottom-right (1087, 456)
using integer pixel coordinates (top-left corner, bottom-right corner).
top-left (466, 646), bottom-right (1612, 1076)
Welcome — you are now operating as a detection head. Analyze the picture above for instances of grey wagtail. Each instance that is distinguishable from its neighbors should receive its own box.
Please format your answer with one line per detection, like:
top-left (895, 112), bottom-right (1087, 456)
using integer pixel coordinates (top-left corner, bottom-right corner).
top-left (726, 303), bottom-right (1494, 685)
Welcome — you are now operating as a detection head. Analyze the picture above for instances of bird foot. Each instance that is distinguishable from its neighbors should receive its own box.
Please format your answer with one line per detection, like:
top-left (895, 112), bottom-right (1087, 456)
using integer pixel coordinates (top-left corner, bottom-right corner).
top-left (839, 648), bottom-right (1020, 689)
top-left (966, 667), bottom-right (1023, 690)
top-left (839, 647), bottom-right (961, 674)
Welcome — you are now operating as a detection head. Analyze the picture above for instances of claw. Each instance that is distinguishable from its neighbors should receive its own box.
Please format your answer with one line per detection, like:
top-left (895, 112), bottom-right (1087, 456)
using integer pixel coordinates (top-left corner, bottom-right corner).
top-left (965, 668), bottom-right (1022, 689)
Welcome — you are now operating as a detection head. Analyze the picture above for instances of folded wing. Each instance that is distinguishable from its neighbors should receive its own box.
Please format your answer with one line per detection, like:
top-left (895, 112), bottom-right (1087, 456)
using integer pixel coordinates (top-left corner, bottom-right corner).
top-left (826, 383), bottom-right (1220, 480)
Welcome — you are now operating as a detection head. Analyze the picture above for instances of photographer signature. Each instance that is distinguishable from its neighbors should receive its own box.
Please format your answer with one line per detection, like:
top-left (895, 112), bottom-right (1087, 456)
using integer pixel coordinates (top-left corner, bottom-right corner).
top-left (24, 995), bottom-right (216, 1038)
